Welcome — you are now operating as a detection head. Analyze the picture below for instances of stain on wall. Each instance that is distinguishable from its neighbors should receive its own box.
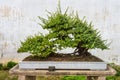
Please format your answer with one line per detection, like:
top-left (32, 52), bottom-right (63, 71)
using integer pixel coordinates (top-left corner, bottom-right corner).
top-left (0, 6), bottom-right (11, 17)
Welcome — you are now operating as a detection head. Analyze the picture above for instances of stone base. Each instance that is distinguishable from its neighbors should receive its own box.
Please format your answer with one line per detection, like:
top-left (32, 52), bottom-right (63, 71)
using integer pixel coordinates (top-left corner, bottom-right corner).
top-left (9, 65), bottom-right (116, 80)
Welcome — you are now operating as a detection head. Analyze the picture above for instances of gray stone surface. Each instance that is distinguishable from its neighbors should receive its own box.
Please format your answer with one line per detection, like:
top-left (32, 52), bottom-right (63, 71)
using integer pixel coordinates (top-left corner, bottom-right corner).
top-left (19, 61), bottom-right (107, 70)
top-left (9, 65), bottom-right (116, 80)
top-left (10, 65), bottom-right (116, 76)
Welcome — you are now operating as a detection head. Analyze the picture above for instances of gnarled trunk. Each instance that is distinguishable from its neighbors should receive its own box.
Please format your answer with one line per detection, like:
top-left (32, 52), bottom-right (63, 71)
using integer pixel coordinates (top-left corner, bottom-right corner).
top-left (74, 42), bottom-right (91, 56)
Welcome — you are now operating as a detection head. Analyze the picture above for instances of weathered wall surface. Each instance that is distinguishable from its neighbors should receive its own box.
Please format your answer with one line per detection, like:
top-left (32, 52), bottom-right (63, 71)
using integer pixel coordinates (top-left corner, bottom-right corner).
top-left (0, 0), bottom-right (120, 64)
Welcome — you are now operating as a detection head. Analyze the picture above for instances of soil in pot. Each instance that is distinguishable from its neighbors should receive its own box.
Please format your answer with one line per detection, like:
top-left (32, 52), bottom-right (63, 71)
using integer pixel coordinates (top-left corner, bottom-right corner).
top-left (23, 53), bottom-right (103, 62)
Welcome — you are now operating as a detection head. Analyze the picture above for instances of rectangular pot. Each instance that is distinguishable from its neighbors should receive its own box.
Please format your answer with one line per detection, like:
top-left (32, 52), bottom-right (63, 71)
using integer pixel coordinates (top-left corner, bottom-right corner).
top-left (19, 61), bottom-right (107, 70)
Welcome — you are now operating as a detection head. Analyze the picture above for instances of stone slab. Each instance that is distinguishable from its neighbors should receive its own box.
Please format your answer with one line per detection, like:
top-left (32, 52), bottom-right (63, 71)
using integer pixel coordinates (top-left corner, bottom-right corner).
top-left (9, 65), bottom-right (116, 76)
top-left (19, 61), bottom-right (107, 70)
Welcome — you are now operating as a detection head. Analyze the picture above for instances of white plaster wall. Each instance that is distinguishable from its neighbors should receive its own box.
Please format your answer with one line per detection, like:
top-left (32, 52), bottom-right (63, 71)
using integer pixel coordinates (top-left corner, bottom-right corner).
top-left (0, 0), bottom-right (120, 64)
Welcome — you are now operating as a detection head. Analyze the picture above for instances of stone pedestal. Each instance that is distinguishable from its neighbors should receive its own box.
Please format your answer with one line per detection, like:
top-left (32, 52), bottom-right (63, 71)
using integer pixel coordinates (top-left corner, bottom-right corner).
top-left (9, 65), bottom-right (116, 80)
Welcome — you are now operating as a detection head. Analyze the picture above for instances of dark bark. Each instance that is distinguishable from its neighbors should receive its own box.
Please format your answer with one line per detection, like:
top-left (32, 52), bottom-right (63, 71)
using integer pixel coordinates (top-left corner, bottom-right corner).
top-left (74, 42), bottom-right (91, 56)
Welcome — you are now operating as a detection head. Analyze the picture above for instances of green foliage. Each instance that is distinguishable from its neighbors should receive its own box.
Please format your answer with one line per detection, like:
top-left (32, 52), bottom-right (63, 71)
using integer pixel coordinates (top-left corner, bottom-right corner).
top-left (0, 63), bottom-right (3, 70)
top-left (40, 10), bottom-right (108, 50)
top-left (72, 18), bottom-right (108, 50)
top-left (61, 76), bottom-right (86, 80)
top-left (0, 71), bottom-right (18, 80)
top-left (39, 2), bottom-right (109, 53)
top-left (39, 11), bottom-right (75, 50)
top-left (18, 34), bottom-right (56, 57)
top-left (106, 76), bottom-right (116, 80)
top-left (18, 2), bottom-right (109, 57)
top-left (6, 61), bottom-right (17, 70)
top-left (0, 61), bottom-right (17, 70)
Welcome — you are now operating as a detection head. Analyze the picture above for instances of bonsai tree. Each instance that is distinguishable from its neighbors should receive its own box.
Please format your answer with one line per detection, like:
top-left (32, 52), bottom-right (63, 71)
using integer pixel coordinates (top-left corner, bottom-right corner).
top-left (17, 3), bottom-right (109, 57)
